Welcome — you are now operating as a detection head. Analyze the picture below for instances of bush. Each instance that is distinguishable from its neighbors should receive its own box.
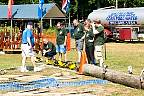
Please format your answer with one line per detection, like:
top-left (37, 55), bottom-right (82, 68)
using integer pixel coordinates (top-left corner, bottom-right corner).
top-left (43, 27), bottom-right (57, 35)
top-left (0, 27), bottom-right (3, 32)
top-left (0, 26), bottom-right (19, 33)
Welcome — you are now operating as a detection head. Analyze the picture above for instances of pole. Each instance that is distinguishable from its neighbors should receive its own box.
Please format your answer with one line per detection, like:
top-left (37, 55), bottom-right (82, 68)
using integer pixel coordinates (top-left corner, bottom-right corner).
top-left (104, 43), bottom-right (107, 60)
top-left (68, 12), bottom-right (71, 32)
top-left (50, 18), bottom-right (52, 27)
top-left (40, 17), bottom-right (43, 32)
top-left (40, 2), bottom-right (43, 33)
top-left (104, 32), bottom-right (107, 60)
top-left (116, 0), bottom-right (118, 9)
top-left (10, 18), bottom-right (12, 45)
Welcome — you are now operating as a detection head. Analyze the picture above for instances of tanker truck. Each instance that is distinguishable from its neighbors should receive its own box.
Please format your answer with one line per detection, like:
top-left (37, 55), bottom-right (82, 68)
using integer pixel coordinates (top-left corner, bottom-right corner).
top-left (88, 7), bottom-right (144, 41)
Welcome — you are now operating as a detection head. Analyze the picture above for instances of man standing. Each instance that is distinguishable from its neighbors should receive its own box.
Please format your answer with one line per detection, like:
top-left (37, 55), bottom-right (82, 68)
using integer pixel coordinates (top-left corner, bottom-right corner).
top-left (21, 22), bottom-right (41, 72)
top-left (84, 19), bottom-right (95, 64)
top-left (92, 19), bottom-right (105, 67)
top-left (73, 19), bottom-right (85, 63)
top-left (56, 22), bottom-right (67, 62)
top-left (42, 39), bottom-right (56, 59)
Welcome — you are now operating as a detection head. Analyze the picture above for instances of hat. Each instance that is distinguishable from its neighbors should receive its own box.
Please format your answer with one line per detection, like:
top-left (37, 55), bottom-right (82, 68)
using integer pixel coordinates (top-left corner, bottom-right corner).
top-left (27, 22), bottom-right (33, 25)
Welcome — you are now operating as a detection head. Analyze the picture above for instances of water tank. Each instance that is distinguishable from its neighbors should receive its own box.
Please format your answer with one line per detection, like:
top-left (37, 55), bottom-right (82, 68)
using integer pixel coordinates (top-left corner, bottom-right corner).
top-left (88, 7), bottom-right (144, 26)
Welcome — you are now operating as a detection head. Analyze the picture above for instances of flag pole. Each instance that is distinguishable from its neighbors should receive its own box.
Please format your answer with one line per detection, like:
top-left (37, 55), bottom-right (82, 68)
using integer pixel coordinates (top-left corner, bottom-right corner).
top-left (40, 17), bottom-right (43, 33)
top-left (68, 12), bottom-right (71, 32)
top-left (10, 18), bottom-right (12, 45)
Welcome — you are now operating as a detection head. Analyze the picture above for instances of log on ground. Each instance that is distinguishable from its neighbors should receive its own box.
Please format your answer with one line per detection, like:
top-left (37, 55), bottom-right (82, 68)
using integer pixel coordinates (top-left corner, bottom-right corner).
top-left (83, 64), bottom-right (143, 89)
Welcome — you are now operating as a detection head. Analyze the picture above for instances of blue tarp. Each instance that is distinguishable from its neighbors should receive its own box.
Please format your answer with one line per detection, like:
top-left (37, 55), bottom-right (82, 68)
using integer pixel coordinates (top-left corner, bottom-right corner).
top-left (0, 77), bottom-right (108, 91)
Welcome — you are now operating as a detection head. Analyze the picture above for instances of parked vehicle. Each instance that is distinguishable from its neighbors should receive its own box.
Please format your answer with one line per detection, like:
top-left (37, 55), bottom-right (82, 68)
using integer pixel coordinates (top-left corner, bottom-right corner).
top-left (88, 7), bottom-right (144, 41)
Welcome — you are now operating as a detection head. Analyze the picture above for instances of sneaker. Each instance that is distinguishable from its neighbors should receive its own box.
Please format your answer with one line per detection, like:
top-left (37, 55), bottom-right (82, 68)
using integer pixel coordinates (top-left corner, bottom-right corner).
top-left (21, 66), bottom-right (28, 72)
top-left (34, 67), bottom-right (42, 72)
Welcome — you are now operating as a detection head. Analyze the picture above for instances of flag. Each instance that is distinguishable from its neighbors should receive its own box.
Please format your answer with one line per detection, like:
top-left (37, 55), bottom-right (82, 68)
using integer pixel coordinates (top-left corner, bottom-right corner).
top-left (38, 0), bottom-right (44, 19)
top-left (62, 0), bottom-right (70, 13)
top-left (7, 0), bottom-right (14, 19)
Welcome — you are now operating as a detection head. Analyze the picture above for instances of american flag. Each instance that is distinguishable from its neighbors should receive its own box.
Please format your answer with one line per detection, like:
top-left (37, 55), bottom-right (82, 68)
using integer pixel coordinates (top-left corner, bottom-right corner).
top-left (62, 0), bottom-right (70, 13)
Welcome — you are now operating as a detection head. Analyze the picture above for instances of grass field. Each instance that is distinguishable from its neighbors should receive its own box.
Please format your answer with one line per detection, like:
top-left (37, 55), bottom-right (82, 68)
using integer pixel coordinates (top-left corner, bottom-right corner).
top-left (105, 43), bottom-right (144, 75)
top-left (0, 43), bottom-right (144, 95)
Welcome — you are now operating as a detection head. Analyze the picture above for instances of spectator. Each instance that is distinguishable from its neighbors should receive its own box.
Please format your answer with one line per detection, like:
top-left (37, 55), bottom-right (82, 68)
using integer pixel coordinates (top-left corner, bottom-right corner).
top-left (42, 38), bottom-right (56, 59)
top-left (56, 22), bottom-right (67, 62)
top-left (73, 19), bottom-right (85, 64)
top-left (92, 19), bottom-right (105, 67)
top-left (84, 19), bottom-right (95, 64)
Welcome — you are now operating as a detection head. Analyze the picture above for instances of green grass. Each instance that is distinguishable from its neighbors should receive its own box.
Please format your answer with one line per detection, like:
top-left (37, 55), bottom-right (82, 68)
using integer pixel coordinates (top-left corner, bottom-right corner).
top-left (105, 43), bottom-right (144, 75)
top-left (1, 43), bottom-right (144, 95)
top-left (0, 54), bottom-right (21, 69)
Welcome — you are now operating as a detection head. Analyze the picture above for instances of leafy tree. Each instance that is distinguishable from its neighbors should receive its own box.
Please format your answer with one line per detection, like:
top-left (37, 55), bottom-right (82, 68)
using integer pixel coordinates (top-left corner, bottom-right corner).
top-left (133, 0), bottom-right (144, 7)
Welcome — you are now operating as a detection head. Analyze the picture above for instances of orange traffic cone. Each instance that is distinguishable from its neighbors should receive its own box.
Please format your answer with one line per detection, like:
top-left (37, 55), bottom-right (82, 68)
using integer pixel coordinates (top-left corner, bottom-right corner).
top-left (66, 32), bottom-right (71, 51)
top-left (79, 50), bottom-right (87, 74)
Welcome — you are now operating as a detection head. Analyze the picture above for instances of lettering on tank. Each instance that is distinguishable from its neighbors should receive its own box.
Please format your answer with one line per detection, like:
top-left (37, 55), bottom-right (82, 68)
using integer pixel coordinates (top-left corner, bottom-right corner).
top-left (106, 12), bottom-right (138, 25)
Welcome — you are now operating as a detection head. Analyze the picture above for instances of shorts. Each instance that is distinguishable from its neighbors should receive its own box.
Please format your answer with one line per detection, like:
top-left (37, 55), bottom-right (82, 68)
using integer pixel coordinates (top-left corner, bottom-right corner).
top-left (21, 44), bottom-right (35, 57)
top-left (56, 44), bottom-right (66, 53)
top-left (75, 39), bottom-right (84, 52)
top-left (94, 45), bottom-right (103, 59)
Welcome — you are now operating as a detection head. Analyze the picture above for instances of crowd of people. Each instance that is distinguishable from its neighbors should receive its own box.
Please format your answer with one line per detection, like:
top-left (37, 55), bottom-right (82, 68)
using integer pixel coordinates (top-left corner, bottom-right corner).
top-left (73, 19), bottom-right (105, 67)
top-left (20, 18), bottom-right (106, 72)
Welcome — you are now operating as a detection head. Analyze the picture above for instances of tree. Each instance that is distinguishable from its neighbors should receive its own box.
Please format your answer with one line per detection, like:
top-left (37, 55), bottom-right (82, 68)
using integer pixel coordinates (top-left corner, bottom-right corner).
top-left (133, 0), bottom-right (144, 7)
top-left (107, 0), bottom-right (144, 8)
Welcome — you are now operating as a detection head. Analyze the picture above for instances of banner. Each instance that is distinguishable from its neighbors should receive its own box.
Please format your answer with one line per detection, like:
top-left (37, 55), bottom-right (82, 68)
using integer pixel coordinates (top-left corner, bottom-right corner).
top-left (38, 0), bottom-right (44, 19)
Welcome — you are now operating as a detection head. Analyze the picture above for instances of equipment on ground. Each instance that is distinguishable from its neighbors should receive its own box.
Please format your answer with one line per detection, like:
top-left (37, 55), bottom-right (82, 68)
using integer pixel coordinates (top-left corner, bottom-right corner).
top-left (45, 59), bottom-right (77, 70)
top-left (35, 57), bottom-right (43, 63)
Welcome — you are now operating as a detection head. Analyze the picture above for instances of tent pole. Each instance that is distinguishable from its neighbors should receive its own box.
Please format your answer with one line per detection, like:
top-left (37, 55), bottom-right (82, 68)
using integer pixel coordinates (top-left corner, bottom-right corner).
top-left (50, 18), bottom-right (52, 27)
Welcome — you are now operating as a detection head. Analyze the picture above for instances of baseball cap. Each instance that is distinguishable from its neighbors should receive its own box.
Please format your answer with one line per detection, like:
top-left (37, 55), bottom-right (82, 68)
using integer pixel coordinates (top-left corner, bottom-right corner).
top-left (27, 22), bottom-right (33, 25)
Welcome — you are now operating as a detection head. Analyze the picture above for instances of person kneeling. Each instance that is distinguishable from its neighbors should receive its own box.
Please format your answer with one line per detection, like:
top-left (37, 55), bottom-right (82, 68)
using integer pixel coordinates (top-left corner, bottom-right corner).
top-left (43, 39), bottom-right (56, 59)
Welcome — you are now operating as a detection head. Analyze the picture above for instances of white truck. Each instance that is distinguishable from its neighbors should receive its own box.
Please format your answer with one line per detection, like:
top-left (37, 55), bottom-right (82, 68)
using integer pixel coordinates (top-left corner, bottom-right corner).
top-left (88, 7), bottom-right (144, 41)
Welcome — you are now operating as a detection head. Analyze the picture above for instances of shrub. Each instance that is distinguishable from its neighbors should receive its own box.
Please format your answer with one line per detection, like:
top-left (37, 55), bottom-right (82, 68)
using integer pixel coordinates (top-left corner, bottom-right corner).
top-left (43, 27), bottom-right (57, 36)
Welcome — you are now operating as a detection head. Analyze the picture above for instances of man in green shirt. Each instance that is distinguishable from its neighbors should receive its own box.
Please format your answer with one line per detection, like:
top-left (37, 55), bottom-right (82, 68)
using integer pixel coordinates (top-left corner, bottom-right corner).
top-left (84, 19), bottom-right (95, 64)
top-left (73, 19), bottom-right (85, 63)
top-left (43, 39), bottom-right (56, 59)
top-left (92, 19), bottom-right (105, 67)
top-left (56, 22), bottom-right (67, 62)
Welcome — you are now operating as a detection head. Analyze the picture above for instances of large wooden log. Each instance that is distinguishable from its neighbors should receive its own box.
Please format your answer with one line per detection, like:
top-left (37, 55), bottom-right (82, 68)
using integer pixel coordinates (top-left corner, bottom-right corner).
top-left (83, 64), bottom-right (144, 89)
